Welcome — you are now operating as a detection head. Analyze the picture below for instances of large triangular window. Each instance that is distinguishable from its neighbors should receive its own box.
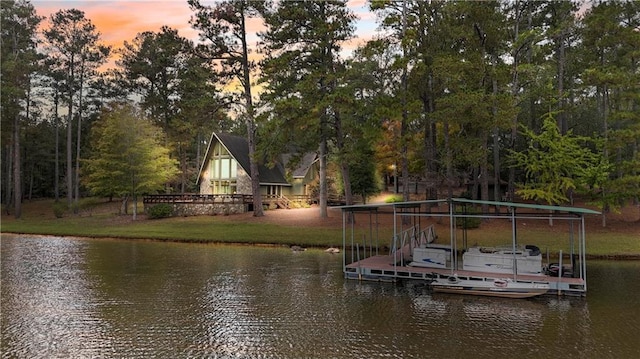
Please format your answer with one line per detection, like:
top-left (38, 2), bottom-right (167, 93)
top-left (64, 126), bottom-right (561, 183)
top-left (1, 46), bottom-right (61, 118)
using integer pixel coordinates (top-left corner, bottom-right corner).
top-left (209, 143), bottom-right (238, 194)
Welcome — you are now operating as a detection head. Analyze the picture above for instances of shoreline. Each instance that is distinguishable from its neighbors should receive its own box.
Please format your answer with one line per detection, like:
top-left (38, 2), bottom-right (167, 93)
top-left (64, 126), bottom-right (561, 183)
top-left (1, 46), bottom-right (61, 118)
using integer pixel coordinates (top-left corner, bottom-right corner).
top-left (2, 197), bottom-right (638, 259)
top-left (3, 232), bottom-right (639, 260)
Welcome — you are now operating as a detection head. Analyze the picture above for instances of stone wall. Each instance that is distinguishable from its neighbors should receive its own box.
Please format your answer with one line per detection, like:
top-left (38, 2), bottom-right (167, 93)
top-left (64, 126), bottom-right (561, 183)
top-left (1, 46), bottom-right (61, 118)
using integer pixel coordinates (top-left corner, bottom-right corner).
top-left (146, 203), bottom-right (247, 217)
top-left (236, 167), bottom-right (252, 194)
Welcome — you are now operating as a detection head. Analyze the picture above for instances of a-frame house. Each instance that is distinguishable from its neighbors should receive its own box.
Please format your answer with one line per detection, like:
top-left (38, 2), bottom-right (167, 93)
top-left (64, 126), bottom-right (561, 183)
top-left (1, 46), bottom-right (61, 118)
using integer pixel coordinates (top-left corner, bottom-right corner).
top-left (196, 132), bottom-right (317, 206)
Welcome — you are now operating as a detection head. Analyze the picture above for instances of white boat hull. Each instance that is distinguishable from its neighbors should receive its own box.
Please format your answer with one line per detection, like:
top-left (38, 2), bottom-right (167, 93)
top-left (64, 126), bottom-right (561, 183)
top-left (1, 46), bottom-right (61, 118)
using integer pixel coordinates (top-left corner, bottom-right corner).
top-left (430, 277), bottom-right (550, 299)
top-left (462, 246), bottom-right (543, 276)
top-left (410, 245), bottom-right (451, 269)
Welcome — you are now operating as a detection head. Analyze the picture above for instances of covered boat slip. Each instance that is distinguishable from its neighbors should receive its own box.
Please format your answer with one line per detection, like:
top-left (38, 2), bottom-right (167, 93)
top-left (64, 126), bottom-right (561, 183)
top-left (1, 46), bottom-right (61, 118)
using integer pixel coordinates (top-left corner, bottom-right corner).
top-left (338, 198), bottom-right (600, 296)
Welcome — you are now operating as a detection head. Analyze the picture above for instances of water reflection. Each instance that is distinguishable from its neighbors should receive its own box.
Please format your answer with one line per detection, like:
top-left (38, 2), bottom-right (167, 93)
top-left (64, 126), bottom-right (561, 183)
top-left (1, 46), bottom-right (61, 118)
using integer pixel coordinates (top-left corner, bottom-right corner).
top-left (2, 235), bottom-right (639, 358)
top-left (1, 236), bottom-right (113, 358)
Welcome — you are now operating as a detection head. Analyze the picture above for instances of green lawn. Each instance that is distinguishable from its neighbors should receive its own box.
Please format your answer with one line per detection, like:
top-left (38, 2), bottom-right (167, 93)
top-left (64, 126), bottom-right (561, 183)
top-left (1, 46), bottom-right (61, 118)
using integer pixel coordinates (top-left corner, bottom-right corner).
top-left (1, 213), bottom-right (343, 247)
top-left (2, 198), bottom-right (638, 258)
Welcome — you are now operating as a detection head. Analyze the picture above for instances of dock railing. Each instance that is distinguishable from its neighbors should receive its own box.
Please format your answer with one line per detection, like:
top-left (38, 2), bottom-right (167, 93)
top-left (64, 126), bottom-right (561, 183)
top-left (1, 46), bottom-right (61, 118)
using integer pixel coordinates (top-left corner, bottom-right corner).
top-left (390, 225), bottom-right (437, 268)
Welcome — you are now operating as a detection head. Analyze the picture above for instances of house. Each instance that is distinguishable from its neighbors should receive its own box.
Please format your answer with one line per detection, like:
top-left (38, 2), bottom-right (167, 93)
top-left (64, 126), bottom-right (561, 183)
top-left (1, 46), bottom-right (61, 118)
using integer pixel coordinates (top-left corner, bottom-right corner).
top-left (196, 132), bottom-right (318, 207)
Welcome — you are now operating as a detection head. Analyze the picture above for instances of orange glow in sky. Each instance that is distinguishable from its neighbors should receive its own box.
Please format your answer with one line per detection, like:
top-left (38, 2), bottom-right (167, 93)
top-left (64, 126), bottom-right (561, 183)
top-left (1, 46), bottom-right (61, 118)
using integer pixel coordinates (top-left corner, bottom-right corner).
top-left (34, 0), bottom-right (378, 61)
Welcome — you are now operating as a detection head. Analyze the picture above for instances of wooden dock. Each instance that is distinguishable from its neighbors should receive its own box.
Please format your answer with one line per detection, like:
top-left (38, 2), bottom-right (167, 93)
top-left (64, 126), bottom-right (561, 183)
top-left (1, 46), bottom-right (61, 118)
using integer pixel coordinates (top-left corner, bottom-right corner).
top-left (337, 198), bottom-right (599, 297)
top-left (344, 253), bottom-right (586, 295)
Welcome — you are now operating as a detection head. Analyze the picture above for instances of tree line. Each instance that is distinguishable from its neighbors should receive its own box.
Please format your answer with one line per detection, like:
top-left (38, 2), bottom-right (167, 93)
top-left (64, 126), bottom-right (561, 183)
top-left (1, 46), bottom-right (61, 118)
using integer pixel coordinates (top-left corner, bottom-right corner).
top-left (2, 0), bottom-right (638, 225)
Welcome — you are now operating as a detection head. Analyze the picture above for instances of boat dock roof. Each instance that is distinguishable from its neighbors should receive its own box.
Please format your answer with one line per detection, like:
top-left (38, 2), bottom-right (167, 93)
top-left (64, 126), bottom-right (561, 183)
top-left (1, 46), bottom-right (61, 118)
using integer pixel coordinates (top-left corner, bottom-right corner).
top-left (336, 198), bottom-right (600, 216)
top-left (338, 198), bottom-right (596, 296)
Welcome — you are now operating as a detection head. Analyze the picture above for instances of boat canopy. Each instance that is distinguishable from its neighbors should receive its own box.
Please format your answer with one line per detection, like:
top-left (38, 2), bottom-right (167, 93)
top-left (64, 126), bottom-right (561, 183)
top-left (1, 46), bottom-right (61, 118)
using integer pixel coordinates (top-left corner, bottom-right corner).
top-left (335, 198), bottom-right (600, 216)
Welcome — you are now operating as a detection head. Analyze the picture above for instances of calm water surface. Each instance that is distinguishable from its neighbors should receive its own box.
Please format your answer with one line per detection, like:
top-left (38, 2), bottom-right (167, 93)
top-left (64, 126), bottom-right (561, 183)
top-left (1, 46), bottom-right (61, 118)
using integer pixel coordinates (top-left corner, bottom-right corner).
top-left (1, 234), bottom-right (639, 358)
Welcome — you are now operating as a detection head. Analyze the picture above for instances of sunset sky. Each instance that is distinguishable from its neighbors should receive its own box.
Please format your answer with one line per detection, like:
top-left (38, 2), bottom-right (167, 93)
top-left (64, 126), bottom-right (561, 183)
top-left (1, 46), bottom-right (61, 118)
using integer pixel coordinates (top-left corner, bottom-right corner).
top-left (33, 0), bottom-right (380, 61)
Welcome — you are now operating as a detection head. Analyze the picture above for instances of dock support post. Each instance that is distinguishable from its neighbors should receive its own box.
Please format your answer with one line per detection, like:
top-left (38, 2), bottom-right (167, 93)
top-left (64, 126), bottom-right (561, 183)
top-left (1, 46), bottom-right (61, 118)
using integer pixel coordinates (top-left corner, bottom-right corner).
top-left (558, 250), bottom-right (563, 296)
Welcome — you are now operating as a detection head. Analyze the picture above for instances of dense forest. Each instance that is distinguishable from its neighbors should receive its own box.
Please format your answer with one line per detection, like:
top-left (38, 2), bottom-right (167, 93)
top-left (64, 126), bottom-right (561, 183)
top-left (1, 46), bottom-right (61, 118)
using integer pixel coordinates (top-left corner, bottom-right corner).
top-left (2, 0), bottom-right (638, 224)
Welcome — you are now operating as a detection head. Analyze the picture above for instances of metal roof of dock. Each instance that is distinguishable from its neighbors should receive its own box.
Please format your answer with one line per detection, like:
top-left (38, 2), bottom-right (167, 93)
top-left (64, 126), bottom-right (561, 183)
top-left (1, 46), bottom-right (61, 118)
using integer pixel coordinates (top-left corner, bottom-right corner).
top-left (335, 198), bottom-right (600, 215)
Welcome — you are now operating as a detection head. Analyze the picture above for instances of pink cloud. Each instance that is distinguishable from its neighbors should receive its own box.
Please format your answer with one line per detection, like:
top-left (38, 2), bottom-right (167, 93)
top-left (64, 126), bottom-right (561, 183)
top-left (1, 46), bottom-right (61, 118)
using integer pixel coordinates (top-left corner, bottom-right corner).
top-left (34, 0), bottom-right (377, 60)
top-left (35, 0), bottom-right (196, 49)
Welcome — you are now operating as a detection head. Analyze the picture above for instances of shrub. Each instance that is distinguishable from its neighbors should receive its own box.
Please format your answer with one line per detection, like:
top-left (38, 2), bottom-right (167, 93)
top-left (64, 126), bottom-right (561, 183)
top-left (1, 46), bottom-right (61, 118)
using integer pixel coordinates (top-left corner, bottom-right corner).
top-left (78, 197), bottom-right (101, 216)
top-left (385, 194), bottom-right (404, 203)
top-left (456, 208), bottom-right (482, 229)
top-left (52, 202), bottom-right (67, 218)
top-left (459, 190), bottom-right (473, 199)
top-left (148, 204), bottom-right (174, 219)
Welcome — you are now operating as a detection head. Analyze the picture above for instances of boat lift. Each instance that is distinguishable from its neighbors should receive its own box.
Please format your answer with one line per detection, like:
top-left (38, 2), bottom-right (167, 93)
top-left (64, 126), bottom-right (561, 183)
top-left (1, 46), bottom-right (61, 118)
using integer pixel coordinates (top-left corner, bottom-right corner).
top-left (339, 198), bottom-right (600, 296)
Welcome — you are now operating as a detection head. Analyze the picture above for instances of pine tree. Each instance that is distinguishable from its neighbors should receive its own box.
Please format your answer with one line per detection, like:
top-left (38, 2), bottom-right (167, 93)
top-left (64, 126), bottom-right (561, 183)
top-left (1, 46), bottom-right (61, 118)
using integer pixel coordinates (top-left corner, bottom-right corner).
top-left (189, 0), bottom-right (265, 216)
top-left (259, 0), bottom-right (356, 217)
top-left (510, 112), bottom-right (602, 207)
top-left (43, 9), bottom-right (110, 210)
top-left (1, 0), bottom-right (42, 218)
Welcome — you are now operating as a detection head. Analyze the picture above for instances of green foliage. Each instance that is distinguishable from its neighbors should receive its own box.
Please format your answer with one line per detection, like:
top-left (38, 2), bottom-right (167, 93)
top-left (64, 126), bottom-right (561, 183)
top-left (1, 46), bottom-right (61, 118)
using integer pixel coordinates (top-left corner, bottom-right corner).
top-left (348, 144), bottom-right (380, 203)
top-left (510, 113), bottom-right (604, 205)
top-left (455, 208), bottom-right (482, 229)
top-left (52, 202), bottom-right (66, 218)
top-left (3, 0), bottom-right (639, 219)
top-left (77, 197), bottom-right (102, 216)
top-left (1, 0), bottom-right (42, 126)
top-left (385, 195), bottom-right (404, 203)
top-left (148, 204), bottom-right (174, 219)
top-left (188, 0), bottom-right (266, 215)
top-left (1, 0), bottom-right (43, 218)
top-left (119, 26), bottom-right (188, 126)
top-left (578, 0), bottom-right (640, 214)
top-left (83, 103), bottom-right (179, 199)
top-left (259, 1), bottom-right (357, 212)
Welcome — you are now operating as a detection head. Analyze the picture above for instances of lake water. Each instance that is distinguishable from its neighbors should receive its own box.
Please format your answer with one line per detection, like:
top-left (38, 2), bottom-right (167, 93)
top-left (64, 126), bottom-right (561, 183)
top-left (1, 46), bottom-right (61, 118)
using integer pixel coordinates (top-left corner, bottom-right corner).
top-left (1, 234), bottom-right (639, 358)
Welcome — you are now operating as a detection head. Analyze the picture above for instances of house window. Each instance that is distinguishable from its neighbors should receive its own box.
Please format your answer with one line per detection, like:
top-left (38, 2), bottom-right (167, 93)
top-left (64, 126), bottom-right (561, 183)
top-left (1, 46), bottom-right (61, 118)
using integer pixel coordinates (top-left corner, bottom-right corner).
top-left (209, 143), bottom-right (238, 194)
top-left (220, 158), bottom-right (230, 178)
top-left (213, 180), bottom-right (237, 194)
top-left (267, 185), bottom-right (280, 196)
top-left (217, 158), bottom-right (237, 179)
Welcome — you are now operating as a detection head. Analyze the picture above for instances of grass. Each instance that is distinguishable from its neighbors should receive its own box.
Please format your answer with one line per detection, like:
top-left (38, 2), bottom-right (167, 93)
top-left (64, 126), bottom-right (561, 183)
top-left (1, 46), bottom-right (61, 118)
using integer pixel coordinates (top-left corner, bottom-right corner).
top-left (1, 214), bottom-right (344, 247)
top-left (1, 199), bottom-right (344, 247)
top-left (1, 198), bottom-right (638, 258)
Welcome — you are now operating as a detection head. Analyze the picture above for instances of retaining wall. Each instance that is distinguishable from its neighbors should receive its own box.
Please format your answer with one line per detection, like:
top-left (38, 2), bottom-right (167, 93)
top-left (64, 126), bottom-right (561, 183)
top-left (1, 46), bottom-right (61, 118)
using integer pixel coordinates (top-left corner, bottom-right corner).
top-left (145, 203), bottom-right (247, 217)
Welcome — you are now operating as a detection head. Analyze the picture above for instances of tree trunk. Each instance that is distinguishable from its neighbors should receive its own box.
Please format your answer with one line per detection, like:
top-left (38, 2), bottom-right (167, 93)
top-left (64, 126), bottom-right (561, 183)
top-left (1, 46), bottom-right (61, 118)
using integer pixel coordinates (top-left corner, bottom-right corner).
top-left (444, 120), bottom-right (453, 199)
top-left (54, 88), bottom-right (60, 202)
top-left (196, 131), bottom-right (203, 183)
top-left (239, 9), bottom-right (263, 217)
top-left (121, 195), bottom-right (128, 215)
top-left (400, 0), bottom-right (410, 202)
top-left (132, 194), bottom-right (137, 220)
top-left (492, 54), bottom-right (501, 212)
top-left (247, 121), bottom-right (263, 216)
top-left (508, 2), bottom-right (521, 203)
top-left (556, 29), bottom-right (567, 134)
top-left (66, 55), bottom-right (75, 208)
top-left (13, 111), bottom-right (22, 219)
top-left (4, 142), bottom-right (13, 214)
top-left (28, 162), bottom-right (34, 200)
top-left (424, 73), bottom-right (438, 201)
top-left (481, 132), bottom-right (490, 214)
top-left (340, 163), bottom-right (353, 205)
top-left (334, 111), bottom-right (353, 205)
top-left (319, 138), bottom-right (328, 218)
top-left (180, 144), bottom-right (187, 193)
top-left (74, 60), bottom-right (85, 213)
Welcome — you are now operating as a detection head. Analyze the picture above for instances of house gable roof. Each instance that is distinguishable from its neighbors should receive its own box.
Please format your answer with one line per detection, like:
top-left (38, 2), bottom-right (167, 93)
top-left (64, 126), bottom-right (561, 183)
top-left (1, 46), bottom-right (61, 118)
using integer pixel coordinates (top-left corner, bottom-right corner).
top-left (281, 153), bottom-right (318, 178)
top-left (198, 132), bottom-right (289, 186)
